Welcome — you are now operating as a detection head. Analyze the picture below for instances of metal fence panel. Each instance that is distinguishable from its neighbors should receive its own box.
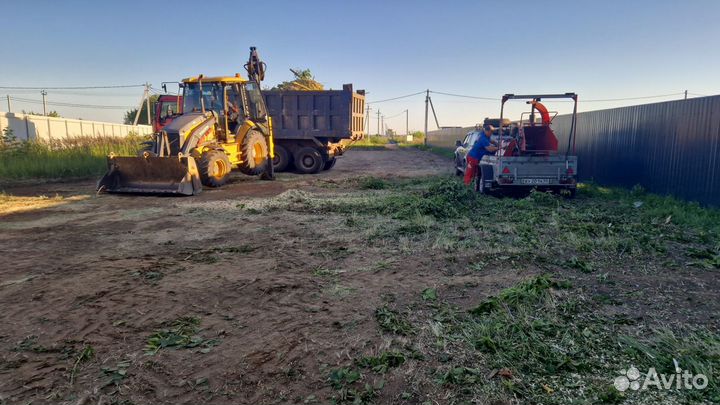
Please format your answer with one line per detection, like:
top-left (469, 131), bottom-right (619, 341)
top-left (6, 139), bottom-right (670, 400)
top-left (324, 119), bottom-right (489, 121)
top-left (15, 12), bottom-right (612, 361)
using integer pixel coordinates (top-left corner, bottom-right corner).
top-left (552, 96), bottom-right (720, 206)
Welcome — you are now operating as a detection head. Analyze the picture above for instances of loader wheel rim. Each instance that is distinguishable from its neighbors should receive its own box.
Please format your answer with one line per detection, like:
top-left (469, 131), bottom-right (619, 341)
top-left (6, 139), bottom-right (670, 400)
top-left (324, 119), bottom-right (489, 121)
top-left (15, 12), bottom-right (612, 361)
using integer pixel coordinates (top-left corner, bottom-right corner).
top-left (253, 142), bottom-right (264, 166)
top-left (213, 159), bottom-right (227, 180)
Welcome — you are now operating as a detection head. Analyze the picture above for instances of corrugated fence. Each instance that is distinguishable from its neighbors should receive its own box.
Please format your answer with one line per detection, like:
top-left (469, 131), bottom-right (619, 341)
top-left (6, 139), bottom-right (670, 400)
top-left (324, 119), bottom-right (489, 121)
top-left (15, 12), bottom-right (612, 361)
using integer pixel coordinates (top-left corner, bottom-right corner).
top-left (0, 112), bottom-right (153, 141)
top-left (426, 96), bottom-right (720, 205)
top-left (552, 96), bottom-right (720, 206)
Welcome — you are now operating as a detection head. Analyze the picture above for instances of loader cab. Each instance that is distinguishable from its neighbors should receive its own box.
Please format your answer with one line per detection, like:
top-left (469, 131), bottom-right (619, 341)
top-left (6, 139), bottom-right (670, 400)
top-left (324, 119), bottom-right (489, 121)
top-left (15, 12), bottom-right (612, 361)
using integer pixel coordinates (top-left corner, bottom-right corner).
top-left (181, 77), bottom-right (267, 141)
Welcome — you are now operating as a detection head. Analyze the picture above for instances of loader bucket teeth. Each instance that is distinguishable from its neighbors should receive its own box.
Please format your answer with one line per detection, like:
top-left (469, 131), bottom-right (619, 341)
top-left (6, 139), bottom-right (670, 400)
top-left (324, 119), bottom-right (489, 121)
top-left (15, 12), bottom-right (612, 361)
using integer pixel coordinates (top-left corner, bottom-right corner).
top-left (97, 155), bottom-right (202, 195)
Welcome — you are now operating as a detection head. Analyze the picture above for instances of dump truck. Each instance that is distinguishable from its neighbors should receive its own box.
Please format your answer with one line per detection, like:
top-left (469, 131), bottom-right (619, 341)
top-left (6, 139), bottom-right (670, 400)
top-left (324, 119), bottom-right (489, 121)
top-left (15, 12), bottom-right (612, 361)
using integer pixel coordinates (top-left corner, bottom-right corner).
top-left (97, 47), bottom-right (274, 195)
top-left (263, 85), bottom-right (365, 173)
top-left (475, 93), bottom-right (578, 196)
top-left (151, 85), bottom-right (365, 174)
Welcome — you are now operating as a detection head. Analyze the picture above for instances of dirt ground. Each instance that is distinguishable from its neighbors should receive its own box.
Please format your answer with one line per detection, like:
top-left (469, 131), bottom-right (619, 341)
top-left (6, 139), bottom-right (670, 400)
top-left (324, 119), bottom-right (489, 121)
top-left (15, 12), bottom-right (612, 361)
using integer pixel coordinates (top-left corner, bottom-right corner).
top-left (0, 148), bottom-right (454, 404)
top-left (1, 147), bottom-right (718, 405)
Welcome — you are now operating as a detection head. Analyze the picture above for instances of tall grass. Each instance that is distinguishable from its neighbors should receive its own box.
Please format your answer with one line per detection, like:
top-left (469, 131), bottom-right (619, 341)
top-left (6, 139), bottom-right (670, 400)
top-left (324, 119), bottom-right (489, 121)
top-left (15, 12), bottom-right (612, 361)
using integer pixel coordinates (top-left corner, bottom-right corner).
top-left (0, 135), bottom-right (147, 180)
top-left (350, 132), bottom-right (426, 148)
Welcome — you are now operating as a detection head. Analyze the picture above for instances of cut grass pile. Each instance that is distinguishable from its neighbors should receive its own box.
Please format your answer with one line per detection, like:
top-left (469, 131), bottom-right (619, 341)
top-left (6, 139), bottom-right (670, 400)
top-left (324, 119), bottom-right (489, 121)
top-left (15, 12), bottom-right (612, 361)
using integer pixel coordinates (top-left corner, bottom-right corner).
top-left (145, 316), bottom-right (219, 355)
top-left (0, 135), bottom-right (147, 180)
top-left (241, 175), bottom-right (720, 404)
top-left (294, 176), bottom-right (720, 263)
top-left (325, 275), bottom-right (720, 404)
top-left (428, 275), bottom-right (720, 404)
top-left (0, 193), bottom-right (89, 216)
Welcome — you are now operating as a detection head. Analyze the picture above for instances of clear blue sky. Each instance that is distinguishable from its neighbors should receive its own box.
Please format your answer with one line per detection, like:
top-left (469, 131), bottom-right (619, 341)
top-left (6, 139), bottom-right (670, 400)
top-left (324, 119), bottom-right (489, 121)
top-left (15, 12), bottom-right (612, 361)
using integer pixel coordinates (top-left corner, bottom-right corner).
top-left (1, 0), bottom-right (719, 132)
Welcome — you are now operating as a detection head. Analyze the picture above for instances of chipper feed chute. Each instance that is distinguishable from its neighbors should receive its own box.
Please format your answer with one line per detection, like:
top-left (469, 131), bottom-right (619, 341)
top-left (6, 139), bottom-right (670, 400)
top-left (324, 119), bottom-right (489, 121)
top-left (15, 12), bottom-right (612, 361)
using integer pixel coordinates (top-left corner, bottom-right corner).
top-left (97, 154), bottom-right (202, 195)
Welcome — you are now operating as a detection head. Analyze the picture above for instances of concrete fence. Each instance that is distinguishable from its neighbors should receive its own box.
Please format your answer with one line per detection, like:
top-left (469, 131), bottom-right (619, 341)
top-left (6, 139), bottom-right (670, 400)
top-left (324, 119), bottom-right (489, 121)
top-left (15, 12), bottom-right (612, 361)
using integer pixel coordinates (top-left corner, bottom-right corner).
top-left (426, 126), bottom-right (474, 149)
top-left (0, 111), bottom-right (153, 141)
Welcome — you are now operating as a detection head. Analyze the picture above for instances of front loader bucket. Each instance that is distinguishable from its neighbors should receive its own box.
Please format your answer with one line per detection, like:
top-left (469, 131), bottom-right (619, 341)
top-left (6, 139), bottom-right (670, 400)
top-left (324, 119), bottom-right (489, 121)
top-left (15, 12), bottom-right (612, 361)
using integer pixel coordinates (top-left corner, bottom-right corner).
top-left (97, 155), bottom-right (202, 195)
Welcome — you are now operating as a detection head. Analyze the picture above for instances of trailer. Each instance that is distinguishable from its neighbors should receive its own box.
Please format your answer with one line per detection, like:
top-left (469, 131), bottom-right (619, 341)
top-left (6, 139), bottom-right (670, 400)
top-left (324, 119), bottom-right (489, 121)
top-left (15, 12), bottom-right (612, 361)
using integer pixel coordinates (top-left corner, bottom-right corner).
top-left (476, 93), bottom-right (578, 197)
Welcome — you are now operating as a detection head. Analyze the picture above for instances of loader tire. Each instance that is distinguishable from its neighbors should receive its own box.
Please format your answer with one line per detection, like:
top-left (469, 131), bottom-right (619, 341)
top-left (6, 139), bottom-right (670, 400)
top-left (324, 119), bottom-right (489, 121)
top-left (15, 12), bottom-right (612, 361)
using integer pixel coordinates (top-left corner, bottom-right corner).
top-left (294, 147), bottom-right (323, 174)
top-left (322, 157), bottom-right (337, 171)
top-left (238, 130), bottom-right (269, 176)
top-left (272, 144), bottom-right (291, 172)
top-left (199, 150), bottom-right (231, 187)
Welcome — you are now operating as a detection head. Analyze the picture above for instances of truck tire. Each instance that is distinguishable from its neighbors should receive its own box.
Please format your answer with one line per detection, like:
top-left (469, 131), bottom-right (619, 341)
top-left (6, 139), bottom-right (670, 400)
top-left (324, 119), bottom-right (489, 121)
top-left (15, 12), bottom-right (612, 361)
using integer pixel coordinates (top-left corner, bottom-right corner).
top-left (272, 144), bottom-right (291, 172)
top-left (323, 157), bottom-right (337, 171)
top-left (564, 188), bottom-right (577, 199)
top-left (454, 155), bottom-right (463, 176)
top-left (238, 130), bottom-right (268, 176)
top-left (294, 147), bottom-right (323, 174)
top-left (199, 149), bottom-right (231, 187)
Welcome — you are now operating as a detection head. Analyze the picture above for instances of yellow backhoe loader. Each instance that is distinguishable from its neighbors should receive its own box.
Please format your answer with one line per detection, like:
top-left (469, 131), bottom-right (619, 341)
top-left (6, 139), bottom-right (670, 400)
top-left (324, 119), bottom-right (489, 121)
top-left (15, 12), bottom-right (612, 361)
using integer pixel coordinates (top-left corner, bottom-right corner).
top-left (97, 47), bottom-right (274, 195)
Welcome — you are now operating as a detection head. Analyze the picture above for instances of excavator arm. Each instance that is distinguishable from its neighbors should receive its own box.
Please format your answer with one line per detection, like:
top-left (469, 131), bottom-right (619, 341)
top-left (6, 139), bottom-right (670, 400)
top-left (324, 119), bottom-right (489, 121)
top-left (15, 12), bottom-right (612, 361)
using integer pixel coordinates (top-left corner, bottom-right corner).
top-left (244, 47), bottom-right (275, 180)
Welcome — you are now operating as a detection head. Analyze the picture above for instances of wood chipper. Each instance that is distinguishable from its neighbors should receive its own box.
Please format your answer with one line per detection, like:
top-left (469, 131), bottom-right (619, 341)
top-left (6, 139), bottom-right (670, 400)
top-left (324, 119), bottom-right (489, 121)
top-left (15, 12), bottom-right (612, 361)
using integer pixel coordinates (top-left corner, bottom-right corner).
top-left (476, 93), bottom-right (578, 197)
top-left (97, 47), bottom-right (274, 195)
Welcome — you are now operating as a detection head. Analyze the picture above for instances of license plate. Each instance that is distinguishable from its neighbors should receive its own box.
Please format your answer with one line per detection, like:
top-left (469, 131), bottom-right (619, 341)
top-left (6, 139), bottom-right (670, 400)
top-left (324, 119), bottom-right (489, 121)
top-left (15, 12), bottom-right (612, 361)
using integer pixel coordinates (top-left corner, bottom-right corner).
top-left (521, 178), bottom-right (551, 185)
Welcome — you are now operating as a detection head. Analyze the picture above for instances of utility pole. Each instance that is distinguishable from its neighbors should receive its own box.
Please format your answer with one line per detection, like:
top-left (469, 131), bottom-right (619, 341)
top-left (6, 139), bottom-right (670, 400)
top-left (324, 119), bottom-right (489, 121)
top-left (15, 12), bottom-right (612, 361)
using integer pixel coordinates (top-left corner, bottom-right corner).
top-left (144, 82), bottom-right (152, 125)
top-left (684, 90), bottom-right (688, 100)
top-left (365, 105), bottom-right (371, 137)
top-left (405, 109), bottom-right (409, 136)
top-left (133, 83), bottom-right (150, 126)
top-left (381, 115), bottom-right (385, 136)
top-left (424, 89), bottom-right (429, 146)
top-left (41, 90), bottom-right (48, 116)
top-left (6, 95), bottom-right (11, 113)
top-left (376, 110), bottom-right (381, 136)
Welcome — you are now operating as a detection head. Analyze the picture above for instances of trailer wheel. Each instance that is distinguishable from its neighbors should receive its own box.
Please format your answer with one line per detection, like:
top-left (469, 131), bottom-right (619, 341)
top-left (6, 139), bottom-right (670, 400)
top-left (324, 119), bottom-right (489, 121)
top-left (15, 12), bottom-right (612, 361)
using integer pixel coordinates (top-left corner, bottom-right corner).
top-left (238, 130), bottom-right (268, 176)
top-left (272, 144), bottom-right (291, 172)
top-left (199, 150), bottom-right (231, 187)
top-left (322, 157), bottom-right (337, 171)
top-left (294, 147), bottom-right (323, 174)
top-left (475, 165), bottom-right (490, 195)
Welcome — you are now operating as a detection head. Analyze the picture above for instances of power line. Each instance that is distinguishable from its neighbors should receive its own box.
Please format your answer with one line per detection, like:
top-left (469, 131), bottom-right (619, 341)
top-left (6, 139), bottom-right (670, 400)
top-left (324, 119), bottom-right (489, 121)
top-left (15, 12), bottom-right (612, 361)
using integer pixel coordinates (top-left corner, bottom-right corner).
top-left (430, 90), bottom-right (497, 100)
top-left (581, 92), bottom-right (685, 102)
top-left (383, 110), bottom-right (407, 119)
top-left (8, 96), bottom-right (133, 110)
top-left (0, 84), bottom-right (145, 90)
top-left (367, 91), bottom-right (425, 104)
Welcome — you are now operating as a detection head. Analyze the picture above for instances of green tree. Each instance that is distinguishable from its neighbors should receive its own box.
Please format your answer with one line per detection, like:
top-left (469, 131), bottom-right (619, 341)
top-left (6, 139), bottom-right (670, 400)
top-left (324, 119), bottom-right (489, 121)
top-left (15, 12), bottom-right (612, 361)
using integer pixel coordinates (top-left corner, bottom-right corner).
top-left (124, 95), bottom-right (159, 125)
top-left (22, 110), bottom-right (61, 117)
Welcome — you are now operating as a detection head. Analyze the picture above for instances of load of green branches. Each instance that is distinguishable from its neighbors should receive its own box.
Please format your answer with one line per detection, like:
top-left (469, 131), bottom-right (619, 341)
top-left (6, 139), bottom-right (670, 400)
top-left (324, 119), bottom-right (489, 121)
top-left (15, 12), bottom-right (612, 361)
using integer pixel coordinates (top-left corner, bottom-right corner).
top-left (272, 68), bottom-right (323, 91)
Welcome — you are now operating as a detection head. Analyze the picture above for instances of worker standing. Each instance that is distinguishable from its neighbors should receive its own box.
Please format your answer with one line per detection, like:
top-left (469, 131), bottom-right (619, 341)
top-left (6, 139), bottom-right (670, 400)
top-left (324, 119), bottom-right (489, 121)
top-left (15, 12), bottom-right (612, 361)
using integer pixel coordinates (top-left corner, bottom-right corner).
top-left (464, 124), bottom-right (499, 186)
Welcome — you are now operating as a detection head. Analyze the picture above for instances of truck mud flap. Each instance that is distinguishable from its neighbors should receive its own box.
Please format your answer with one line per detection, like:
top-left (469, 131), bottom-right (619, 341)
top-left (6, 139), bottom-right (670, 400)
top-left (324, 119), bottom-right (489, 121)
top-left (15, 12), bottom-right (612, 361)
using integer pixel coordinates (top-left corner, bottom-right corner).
top-left (97, 155), bottom-right (202, 196)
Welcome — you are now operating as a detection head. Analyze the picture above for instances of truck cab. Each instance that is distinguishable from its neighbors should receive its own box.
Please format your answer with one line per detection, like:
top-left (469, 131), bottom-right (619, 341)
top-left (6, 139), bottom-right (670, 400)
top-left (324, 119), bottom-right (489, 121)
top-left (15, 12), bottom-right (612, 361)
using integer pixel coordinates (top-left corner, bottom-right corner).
top-left (153, 95), bottom-right (181, 133)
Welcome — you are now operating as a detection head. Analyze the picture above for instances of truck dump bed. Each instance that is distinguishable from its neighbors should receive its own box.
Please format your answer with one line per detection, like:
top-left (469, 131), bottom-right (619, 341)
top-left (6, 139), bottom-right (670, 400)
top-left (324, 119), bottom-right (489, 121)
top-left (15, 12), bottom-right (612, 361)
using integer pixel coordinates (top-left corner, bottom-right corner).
top-left (262, 84), bottom-right (365, 142)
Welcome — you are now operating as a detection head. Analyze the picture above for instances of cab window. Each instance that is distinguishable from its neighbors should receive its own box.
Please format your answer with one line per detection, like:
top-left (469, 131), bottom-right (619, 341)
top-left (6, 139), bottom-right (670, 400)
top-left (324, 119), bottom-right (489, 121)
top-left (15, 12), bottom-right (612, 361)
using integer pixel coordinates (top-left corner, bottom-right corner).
top-left (159, 101), bottom-right (177, 120)
top-left (243, 81), bottom-right (266, 119)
